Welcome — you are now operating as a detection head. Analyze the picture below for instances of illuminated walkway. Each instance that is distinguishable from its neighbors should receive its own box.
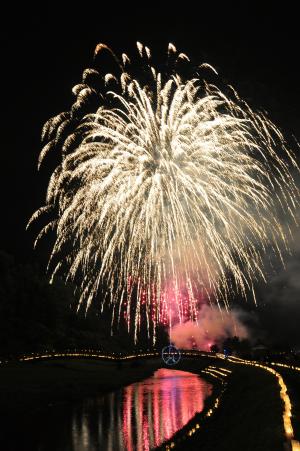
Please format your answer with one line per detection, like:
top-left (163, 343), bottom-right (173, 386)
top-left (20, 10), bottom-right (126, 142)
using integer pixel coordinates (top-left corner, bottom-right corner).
top-left (1, 350), bottom-right (299, 450)
top-left (226, 355), bottom-right (300, 451)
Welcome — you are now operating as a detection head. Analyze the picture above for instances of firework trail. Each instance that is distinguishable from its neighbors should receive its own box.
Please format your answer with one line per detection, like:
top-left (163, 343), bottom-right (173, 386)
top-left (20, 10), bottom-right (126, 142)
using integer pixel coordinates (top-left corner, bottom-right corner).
top-left (28, 42), bottom-right (299, 342)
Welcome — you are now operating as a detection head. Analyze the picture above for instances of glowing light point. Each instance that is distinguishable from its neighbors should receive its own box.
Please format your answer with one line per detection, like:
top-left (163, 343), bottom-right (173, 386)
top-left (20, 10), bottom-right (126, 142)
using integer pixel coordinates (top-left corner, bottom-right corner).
top-left (162, 345), bottom-right (181, 365)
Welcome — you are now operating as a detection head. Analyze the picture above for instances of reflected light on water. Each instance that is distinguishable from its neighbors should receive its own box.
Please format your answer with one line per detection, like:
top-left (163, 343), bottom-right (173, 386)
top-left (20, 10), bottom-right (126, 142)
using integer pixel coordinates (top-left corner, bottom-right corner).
top-left (71, 368), bottom-right (212, 451)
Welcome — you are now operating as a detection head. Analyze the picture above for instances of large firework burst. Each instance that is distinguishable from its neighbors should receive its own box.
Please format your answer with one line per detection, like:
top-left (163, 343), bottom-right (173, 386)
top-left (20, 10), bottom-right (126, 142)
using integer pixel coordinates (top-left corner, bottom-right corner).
top-left (29, 42), bottom-right (299, 342)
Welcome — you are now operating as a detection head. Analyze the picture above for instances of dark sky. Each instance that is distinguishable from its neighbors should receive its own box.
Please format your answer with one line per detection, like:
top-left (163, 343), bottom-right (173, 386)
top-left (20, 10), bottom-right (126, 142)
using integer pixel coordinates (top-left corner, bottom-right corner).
top-left (2, 3), bottom-right (300, 345)
top-left (2, 3), bottom-right (300, 261)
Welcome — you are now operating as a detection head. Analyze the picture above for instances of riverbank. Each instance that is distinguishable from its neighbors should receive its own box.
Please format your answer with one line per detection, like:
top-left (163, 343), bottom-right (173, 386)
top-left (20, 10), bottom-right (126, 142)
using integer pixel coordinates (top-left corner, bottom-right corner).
top-left (169, 359), bottom-right (287, 451)
top-left (0, 358), bottom-right (162, 417)
top-left (1, 356), bottom-right (297, 451)
top-left (275, 366), bottom-right (300, 440)
top-left (0, 357), bottom-right (163, 450)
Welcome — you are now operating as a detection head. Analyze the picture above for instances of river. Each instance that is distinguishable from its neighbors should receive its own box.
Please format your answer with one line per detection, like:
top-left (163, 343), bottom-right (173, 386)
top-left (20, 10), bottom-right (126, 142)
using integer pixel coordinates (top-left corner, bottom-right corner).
top-left (20, 367), bottom-right (212, 450)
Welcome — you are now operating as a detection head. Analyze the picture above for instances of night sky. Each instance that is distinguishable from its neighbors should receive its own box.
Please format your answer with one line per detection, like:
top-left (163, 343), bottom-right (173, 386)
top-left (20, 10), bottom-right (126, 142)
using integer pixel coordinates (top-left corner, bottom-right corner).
top-left (2, 3), bottom-right (300, 345)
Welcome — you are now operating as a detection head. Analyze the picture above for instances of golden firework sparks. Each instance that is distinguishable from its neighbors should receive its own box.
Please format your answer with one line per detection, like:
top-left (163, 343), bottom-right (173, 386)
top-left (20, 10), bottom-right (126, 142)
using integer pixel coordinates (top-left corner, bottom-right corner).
top-left (29, 42), bottom-right (299, 342)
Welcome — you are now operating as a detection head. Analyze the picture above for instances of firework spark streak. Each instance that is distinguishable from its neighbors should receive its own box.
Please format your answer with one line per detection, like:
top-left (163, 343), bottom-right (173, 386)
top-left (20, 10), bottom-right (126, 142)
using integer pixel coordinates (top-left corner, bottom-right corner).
top-left (29, 42), bottom-right (299, 342)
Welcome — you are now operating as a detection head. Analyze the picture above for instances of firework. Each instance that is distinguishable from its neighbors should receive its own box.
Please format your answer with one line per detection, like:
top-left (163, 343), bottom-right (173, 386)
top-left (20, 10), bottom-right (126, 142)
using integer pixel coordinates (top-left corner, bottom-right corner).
top-left (28, 42), bottom-right (299, 342)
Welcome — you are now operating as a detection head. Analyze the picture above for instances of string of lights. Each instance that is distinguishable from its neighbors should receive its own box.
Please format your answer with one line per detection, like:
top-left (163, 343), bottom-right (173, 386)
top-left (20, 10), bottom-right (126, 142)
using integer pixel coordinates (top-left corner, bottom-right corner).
top-left (1, 350), bottom-right (298, 449)
top-left (270, 361), bottom-right (300, 373)
top-left (164, 366), bottom-right (229, 450)
top-left (227, 356), bottom-right (300, 450)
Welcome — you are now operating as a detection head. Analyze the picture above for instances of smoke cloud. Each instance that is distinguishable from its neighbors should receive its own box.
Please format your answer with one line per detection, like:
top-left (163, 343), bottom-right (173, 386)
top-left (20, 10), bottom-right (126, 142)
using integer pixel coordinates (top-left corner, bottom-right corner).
top-left (170, 304), bottom-right (249, 351)
top-left (253, 237), bottom-right (300, 347)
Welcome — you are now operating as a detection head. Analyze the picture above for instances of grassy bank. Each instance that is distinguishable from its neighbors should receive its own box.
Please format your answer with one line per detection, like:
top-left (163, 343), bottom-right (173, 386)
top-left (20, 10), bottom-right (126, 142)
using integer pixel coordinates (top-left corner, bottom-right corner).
top-left (0, 356), bottom-right (295, 451)
top-left (0, 358), bottom-right (161, 426)
top-left (171, 360), bottom-right (286, 451)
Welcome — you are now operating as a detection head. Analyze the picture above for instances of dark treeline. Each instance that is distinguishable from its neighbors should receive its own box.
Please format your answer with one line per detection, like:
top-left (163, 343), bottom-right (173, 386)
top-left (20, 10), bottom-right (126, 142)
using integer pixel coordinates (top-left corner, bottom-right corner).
top-left (0, 251), bottom-right (168, 358)
top-left (1, 249), bottom-right (298, 360)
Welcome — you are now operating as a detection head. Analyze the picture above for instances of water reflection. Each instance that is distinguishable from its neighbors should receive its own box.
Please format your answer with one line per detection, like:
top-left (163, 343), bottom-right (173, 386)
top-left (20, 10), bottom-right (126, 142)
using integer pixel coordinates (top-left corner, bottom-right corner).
top-left (71, 368), bottom-right (212, 451)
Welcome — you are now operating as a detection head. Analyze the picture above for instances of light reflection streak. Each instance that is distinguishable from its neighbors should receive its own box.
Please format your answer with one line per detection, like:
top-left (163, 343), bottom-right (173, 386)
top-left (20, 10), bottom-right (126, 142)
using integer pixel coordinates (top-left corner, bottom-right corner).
top-left (70, 368), bottom-right (211, 451)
